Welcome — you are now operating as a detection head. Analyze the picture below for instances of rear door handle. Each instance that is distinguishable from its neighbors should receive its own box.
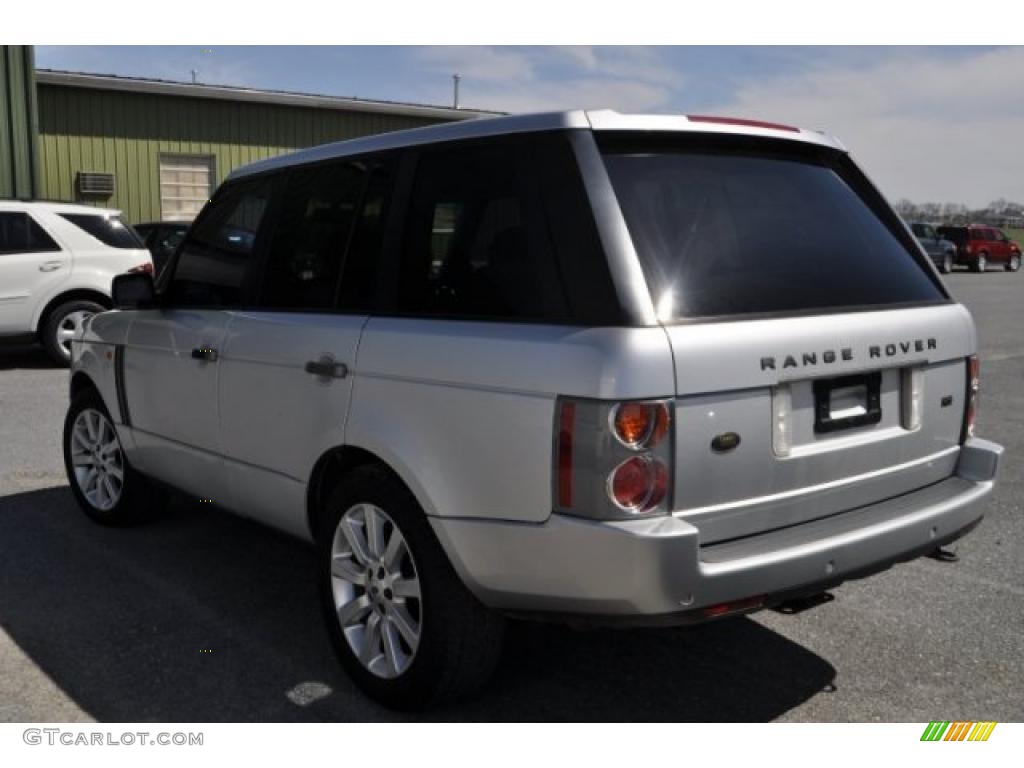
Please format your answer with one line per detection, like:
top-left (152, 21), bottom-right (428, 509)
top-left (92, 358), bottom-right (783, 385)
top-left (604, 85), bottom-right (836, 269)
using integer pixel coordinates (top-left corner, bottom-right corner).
top-left (305, 358), bottom-right (348, 379)
top-left (38, 261), bottom-right (63, 272)
top-left (191, 347), bottom-right (219, 362)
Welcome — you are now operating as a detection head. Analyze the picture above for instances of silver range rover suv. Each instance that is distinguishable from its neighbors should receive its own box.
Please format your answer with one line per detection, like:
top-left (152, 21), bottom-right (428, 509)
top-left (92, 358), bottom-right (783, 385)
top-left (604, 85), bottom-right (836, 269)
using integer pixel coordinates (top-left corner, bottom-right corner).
top-left (63, 110), bottom-right (1004, 709)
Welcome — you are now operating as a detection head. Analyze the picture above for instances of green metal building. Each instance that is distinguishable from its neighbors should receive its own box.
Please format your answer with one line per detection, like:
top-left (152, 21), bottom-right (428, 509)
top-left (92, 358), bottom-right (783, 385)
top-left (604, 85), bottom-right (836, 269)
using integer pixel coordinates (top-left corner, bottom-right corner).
top-left (1, 46), bottom-right (41, 199)
top-left (25, 67), bottom-right (493, 225)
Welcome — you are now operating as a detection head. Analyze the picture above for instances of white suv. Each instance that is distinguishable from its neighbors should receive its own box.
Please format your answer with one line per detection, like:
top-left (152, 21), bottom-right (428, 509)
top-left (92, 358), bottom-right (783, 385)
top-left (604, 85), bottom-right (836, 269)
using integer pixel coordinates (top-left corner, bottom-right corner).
top-left (0, 201), bottom-right (152, 364)
top-left (63, 111), bottom-right (1002, 709)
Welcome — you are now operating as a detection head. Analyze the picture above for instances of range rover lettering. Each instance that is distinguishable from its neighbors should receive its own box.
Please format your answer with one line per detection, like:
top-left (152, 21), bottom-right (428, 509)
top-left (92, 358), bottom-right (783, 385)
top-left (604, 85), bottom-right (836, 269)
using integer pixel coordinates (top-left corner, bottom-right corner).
top-left (63, 110), bottom-right (1004, 709)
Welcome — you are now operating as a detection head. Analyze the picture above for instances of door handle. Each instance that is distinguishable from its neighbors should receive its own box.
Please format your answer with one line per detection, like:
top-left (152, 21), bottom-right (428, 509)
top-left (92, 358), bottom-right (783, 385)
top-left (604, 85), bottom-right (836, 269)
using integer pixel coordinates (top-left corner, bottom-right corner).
top-left (38, 261), bottom-right (63, 272)
top-left (191, 347), bottom-right (219, 362)
top-left (305, 358), bottom-right (348, 379)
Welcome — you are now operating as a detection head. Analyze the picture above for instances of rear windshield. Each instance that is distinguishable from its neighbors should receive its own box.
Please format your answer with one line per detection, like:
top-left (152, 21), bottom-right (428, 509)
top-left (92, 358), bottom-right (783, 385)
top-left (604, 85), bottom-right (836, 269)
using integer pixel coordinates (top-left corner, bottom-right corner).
top-left (60, 213), bottom-right (144, 249)
top-left (601, 137), bottom-right (945, 321)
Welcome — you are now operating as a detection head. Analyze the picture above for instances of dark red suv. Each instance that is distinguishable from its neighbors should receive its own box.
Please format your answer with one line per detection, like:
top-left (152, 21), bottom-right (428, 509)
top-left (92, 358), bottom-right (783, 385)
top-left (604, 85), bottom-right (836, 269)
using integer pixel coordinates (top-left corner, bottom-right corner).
top-left (937, 225), bottom-right (1021, 272)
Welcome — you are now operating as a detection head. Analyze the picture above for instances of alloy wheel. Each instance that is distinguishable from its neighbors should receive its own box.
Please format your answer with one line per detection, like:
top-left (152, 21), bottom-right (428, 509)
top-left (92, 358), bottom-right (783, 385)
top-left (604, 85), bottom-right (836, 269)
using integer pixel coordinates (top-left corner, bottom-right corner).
top-left (56, 310), bottom-right (93, 358)
top-left (69, 408), bottom-right (124, 511)
top-left (330, 503), bottom-right (423, 679)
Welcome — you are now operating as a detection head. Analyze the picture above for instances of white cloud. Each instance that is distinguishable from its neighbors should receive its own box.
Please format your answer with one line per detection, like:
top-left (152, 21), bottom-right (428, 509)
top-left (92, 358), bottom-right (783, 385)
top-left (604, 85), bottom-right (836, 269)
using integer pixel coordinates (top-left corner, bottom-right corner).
top-left (705, 47), bottom-right (1024, 207)
top-left (412, 45), bottom-right (676, 113)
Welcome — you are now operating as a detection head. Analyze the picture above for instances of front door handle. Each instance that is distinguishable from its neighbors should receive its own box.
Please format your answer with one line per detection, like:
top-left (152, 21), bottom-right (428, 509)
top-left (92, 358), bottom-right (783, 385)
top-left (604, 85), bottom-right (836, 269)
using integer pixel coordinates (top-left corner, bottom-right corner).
top-left (305, 358), bottom-right (348, 379)
top-left (191, 347), bottom-right (219, 362)
top-left (39, 261), bottom-right (63, 272)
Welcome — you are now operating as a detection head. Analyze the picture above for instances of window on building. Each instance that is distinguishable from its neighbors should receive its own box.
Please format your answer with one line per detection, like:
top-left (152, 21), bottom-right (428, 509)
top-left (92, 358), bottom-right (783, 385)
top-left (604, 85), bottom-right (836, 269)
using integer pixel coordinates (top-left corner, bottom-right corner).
top-left (160, 154), bottom-right (215, 222)
top-left (397, 140), bottom-right (569, 322)
top-left (59, 213), bottom-right (143, 249)
top-left (258, 161), bottom-right (367, 310)
top-left (0, 212), bottom-right (61, 254)
top-left (164, 177), bottom-right (274, 307)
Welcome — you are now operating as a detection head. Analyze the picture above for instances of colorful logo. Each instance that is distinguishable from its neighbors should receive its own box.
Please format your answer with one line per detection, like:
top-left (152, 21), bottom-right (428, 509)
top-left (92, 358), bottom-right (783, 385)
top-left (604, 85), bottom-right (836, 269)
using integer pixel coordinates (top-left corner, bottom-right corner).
top-left (921, 721), bottom-right (997, 741)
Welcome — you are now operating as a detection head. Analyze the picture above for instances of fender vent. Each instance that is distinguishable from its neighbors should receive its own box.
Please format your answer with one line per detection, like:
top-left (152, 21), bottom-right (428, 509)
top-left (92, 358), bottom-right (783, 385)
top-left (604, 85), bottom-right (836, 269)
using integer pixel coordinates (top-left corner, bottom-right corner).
top-left (77, 172), bottom-right (115, 197)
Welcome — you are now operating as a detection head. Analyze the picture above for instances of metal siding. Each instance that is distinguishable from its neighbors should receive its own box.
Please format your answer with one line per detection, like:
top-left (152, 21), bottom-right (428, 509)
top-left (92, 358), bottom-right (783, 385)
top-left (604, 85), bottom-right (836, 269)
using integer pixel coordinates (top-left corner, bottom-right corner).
top-left (1, 46), bottom-right (40, 199)
top-left (37, 83), bottom-right (455, 224)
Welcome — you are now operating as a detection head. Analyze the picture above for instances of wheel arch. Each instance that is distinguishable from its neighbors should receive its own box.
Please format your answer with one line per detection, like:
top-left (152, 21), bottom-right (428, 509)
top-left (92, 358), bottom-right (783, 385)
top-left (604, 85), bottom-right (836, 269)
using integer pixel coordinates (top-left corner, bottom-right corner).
top-left (70, 370), bottom-right (102, 401)
top-left (307, 445), bottom-right (426, 542)
top-left (34, 289), bottom-right (111, 336)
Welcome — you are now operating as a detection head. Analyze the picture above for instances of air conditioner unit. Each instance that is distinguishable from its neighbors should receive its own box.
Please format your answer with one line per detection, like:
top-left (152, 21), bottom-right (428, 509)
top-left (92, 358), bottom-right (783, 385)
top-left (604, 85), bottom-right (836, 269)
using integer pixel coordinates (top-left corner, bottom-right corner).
top-left (77, 172), bottom-right (115, 196)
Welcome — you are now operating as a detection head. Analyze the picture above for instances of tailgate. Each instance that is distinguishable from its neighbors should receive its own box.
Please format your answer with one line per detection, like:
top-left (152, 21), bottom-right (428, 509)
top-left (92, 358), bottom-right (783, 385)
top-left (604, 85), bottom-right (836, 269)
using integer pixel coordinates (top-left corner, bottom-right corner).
top-left (666, 304), bottom-right (975, 544)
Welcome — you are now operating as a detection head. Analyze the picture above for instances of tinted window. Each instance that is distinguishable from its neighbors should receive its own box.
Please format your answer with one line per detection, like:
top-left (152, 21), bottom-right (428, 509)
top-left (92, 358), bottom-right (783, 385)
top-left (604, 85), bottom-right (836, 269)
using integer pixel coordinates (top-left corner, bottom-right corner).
top-left (601, 139), bottom-right (944, 320)
top-left (398, 140), bottom-right (569, 321)
top-left (259, 161), bottom-right (367, 310)
top-left (165, 178), bottom-right (273, 307)
top-left (60, 213), bottom-right (143, 249)
top-left (0, 212), bottom-right (60, 254)
top-left (938, 227), bottom-right (966, 246)
top-left (911, 223), bottom-right (926, 237)
top-left (338, 162), bottom-right (395, 312)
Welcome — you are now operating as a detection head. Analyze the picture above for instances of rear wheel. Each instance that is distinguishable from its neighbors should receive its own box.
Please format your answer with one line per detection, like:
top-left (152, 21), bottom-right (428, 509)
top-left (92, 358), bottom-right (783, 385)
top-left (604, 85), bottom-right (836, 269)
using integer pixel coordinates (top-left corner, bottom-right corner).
top-left (1007, 254), bottom-right (1020, 272)
top-left (974, 252), bottom-right (988, 273)
top-left (317, 465), bottom-right (504, 709)
top-left (42, 299), bottom-right (104, 366)
top-left (940, 254), bottom-right (953, 274)
top-left (63, 389), bottom-right (158, 525)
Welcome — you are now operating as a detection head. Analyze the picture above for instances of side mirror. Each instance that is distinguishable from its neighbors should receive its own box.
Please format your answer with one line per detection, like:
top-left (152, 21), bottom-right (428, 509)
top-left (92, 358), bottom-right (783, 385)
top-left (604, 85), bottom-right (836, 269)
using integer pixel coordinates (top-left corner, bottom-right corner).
top-left (112, 272), bottom-right (156, 309)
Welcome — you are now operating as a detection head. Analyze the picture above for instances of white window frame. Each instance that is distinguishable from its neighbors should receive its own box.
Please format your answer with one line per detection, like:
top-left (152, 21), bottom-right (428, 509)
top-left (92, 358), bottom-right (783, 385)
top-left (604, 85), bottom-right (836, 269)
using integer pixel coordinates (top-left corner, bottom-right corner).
top-left (159, 153), bottom-right (216, 223)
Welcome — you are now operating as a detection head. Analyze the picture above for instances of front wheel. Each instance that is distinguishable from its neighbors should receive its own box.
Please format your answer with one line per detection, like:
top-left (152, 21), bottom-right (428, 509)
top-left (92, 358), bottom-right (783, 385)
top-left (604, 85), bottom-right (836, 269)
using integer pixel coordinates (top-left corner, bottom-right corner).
top-left (1007, 254), bottom-right (1021, 272)
top-left (974, 252), bottom-right (988, 273)
top-left (63, 389), bottom-right (158, 525)
top-left (42, 299), bottom-right (104, 366)
top-left (317, 465), bottom-right (505, 709)
top-left (940, 254), bottom-right (953, 274)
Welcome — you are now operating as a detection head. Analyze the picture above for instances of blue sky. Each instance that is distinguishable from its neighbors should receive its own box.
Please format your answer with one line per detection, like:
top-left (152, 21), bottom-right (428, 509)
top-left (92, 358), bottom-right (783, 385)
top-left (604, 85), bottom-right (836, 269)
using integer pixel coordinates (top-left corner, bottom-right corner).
top-left (36, 46), bottom-right (1023, 207)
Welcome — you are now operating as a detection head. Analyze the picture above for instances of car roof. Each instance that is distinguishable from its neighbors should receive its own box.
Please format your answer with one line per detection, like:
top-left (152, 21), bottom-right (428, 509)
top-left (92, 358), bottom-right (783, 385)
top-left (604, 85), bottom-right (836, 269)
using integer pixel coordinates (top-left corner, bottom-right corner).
top-left (229, 109), bottom-right (847, 181)
top-left (0, 200), bottom-right (123, 217)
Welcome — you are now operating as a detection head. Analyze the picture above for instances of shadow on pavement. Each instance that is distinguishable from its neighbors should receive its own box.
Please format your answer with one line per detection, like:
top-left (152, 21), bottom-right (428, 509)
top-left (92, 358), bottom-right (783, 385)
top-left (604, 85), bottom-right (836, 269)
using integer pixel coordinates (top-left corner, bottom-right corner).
top-left (0, 345), bottom-right (60, 371)
top-left (0, 486), bottom-right (835, 722)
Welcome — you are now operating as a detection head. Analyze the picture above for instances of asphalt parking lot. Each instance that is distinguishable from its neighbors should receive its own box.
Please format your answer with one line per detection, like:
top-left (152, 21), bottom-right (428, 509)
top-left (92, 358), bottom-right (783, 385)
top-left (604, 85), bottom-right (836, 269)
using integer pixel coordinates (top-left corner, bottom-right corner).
top-left (0, 271), bottom-right (1021, 723)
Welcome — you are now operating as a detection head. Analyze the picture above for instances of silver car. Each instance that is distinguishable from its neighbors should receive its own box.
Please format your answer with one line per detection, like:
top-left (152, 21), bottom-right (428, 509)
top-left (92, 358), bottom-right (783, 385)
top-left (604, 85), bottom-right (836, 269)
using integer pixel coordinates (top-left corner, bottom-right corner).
top-left (63, 110), bottom-right (1003, 709)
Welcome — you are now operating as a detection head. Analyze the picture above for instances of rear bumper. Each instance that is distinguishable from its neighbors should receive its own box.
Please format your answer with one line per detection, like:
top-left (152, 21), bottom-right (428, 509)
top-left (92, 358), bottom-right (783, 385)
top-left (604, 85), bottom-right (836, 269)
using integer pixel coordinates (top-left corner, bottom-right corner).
top-left (430, 438), bottom-right (1003, 622)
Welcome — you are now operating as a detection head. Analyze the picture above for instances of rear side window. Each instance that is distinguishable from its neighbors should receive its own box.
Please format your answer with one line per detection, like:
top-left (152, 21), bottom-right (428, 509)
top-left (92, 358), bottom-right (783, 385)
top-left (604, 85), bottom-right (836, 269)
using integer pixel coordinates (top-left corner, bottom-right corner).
top-left (0, 212), bottom-right (60, 254)
top-left (397, 139), bottom-right (570, 322)
top-left (165, 177), bottom-right (274, 307)
top-left (258, 160), bottom-right (367, 310)
top-left (601, 136), bottom-right (945, 320)
top-left (59, 213), bottom-right (143, 249)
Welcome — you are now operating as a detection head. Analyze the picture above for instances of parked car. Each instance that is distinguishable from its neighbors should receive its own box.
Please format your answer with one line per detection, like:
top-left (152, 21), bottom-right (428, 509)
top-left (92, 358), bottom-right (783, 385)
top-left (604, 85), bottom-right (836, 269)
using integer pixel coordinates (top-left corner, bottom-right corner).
top-left (908, 221), bottom-right (957, 273)
top-left (133, 221), bottom-right (189, 277)
top-left (936, 224), bottom-right (1022, 272)
top-left (64, 111), bottom-right (1003, 709)
top-left (0, 201), bottom-right (152, 364)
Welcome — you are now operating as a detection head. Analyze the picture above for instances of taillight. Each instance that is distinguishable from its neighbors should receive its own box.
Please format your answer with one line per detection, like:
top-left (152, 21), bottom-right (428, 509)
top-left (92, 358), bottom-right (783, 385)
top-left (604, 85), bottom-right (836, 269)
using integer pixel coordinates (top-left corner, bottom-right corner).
top-left (128, 262), bottom-right (154, 275)
top-left (554, 398), bottom-right (673, 520)
top-left (961, 355), bottom-right (980, 442)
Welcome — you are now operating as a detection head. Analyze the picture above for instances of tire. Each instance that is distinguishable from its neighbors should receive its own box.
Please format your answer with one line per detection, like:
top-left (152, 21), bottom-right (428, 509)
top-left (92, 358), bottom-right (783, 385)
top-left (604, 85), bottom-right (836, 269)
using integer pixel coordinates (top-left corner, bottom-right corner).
top-left (940, 254), bottom-right (953, 274)
top-left (974, 252), bottom-right (988, 273)
top-left (317, 464), bottom-right (505, 710)
top-left (63, 388), bottom-right (158, 526)
top-left (1007, 254), bottom-right (1021, 272)
top-left (42, 299), bottom-right (105, 366)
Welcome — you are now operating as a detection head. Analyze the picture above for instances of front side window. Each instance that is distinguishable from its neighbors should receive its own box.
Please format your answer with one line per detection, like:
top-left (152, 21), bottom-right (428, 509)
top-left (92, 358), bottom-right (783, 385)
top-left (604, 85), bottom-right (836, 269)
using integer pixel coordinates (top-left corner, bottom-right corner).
top-left (164, 177), bottom-right (273, 307)
top-left (398, 140), bottom-right (569, 322)
top-left (60, 213), bottom-right (143, 249)
top-left (258, 160), bottom-right (367, 310)
top-left (0, 212), bottom-right (60, 254)
top-left (601, 135), bottom-right (945, 320)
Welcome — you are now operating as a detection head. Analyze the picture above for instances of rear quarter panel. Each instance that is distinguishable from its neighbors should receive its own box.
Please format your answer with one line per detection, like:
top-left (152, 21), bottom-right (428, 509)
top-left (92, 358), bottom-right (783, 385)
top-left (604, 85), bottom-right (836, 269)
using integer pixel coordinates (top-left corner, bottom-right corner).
top-left (346, 319), bottom-right (675, 523)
